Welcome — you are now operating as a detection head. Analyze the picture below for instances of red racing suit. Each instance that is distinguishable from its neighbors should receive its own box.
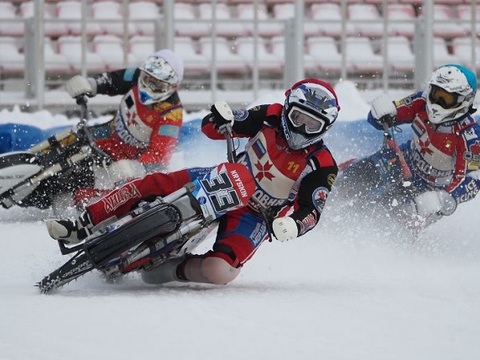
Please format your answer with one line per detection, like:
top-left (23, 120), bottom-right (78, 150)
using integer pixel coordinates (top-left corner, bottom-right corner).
top-left (91, 68), bottom-right (183, 167)
top-left (368, 91), bottom-right (480, 204)
top-left (85, 103), bottom-right (338, 267)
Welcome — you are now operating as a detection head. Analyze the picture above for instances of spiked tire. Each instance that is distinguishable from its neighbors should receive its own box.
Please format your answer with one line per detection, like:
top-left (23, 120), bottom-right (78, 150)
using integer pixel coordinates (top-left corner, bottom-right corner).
top-left (38, 202), bottom-right (182, 293)
top-left (37, 252), bottom-right (94, 294)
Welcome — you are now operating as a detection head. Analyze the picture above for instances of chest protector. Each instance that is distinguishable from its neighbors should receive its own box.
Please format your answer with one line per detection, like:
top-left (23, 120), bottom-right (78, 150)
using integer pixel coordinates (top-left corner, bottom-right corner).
top-left (238, 126), bottom-right (319, 209)
top-left (114, 86), bottom-right (159, 148)
top-left (409, 112), bottom-right (467, 186)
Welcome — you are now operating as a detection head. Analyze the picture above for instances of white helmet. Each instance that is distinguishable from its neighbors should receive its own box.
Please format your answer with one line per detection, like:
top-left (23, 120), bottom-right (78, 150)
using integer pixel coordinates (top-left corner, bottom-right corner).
top-left (425, 64), bottom-right (477, 125)
top-left (138, 49), bottom-right (184, 105)
top-left (281, 78), bottom-right (340, 150)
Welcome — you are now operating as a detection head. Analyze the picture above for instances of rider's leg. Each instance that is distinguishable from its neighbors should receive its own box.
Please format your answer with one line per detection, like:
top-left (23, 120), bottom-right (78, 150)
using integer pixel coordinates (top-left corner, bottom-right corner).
top-left (141, 208), bottom-right (269, 285)
top-left (46, 169), bottom-right (192, 242)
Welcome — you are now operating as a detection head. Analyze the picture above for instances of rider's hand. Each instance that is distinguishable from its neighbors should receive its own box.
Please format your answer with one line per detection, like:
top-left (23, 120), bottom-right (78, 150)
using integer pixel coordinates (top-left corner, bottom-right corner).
top-left (370, 94), bottom-right (397, 124)
top-left (209, 101), bottom-right (234, 132)
top-left (65, 75), bottom-right (97, 98)
top-left (414, 190), bottom-right (457, 217)
top-left (272, 216), bottom-right (299, 242)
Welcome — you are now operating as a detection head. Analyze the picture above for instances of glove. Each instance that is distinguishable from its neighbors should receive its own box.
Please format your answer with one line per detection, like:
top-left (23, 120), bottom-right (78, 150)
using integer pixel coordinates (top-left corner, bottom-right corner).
top-left (108, 159), bottom-right (147, 185)
top-left (65, 75), bottom-right (97, 98)
top-left (370, 94), bottom-right (397, 123)
top-left (209, 100), bottom-right (234, 132)
top-left (414, 190), bottom-right (457, 217)
top-left (272, 216), bottom-right (299, 242)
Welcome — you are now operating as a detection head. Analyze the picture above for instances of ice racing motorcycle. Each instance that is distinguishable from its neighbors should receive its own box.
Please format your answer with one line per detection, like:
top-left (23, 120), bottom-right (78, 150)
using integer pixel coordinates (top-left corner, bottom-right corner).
top-left (329, 123), bottom-right (433, 238)
top-left (0, 97), bottom-right (112, 210)
top-left (37, 102), bottom-right (262, 294)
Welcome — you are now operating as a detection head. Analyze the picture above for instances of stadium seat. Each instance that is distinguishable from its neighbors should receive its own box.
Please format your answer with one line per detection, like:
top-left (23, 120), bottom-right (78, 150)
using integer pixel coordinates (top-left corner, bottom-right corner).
top-left (174, 3), bottom-right (210, 38)
top-left (456, 5), bottom-right (480, 35)
top-left (129, 35), bottom-right (155, 64)
top-left (272, 3), bottom-right (318, 37)
top-left (310, 3), bottom-right (355, 38)
top-left (452, 37), bottom-right (480, 71)
top-left (386, 4), bottom-right (416, 39)
top-left (128, 1), bottom-right (161, 36)
top-left (420, 5), bottom-right (467, 39)
top-left (0, 3), bottom-right (24, 37)
top-left (306, 36), bottom-right (343, 74)
top-left (379, 36), bottom-right (415, 74)
top-left (198, 3), bottom-right (247, 38)
top-left (174, 37), bottom-right (210, 74)
top-left (57, 35), bottom-right (106, 73)
top-left (432, 37), bottom-right (460, 68)
top-left (91, 0), bottom-right (136, 37)
top-left (56, 1), bottom-right (103, 36)
top-left (236, 3), bottom-right (283, 38)
top-left (20, 1), bottom-right (68, 38)
top-left (44, 39), bottom-right (71, 75)
top-left (235, 37), bottom-right (283, 75)
top-left (0, 37), bottom-right (24, 75)
top-left (348, 4), bottom-right (384, 38)
top-left (345, 37), bottom-right (384, 73)
top-left (199, 37), bottom-right (249, 75)
top-left (92, 35), bottom-right (139, 70)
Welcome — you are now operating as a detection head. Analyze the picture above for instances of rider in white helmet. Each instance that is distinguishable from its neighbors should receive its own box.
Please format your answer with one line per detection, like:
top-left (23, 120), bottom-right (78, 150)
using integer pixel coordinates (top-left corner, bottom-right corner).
top-left (368, 64), bottom-right (480, 227)
top-left (63, 49), bottom-right (184, 207)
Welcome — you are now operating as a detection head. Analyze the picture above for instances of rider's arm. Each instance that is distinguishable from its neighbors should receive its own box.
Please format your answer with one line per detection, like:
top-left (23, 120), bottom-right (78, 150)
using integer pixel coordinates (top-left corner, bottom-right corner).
top-left (201, 103), bottom-right (282, 139)
top-left (92, 68), bottom-right (141, 96)
top-left (367, 91), bottom-right (425, 130)
top-left (285, 150), bottom-right (338, 237)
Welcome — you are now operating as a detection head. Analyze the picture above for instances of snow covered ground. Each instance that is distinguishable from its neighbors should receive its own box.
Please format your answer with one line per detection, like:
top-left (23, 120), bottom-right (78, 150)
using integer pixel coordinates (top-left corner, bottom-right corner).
top-left (0, 82), bottom-right (479, 360)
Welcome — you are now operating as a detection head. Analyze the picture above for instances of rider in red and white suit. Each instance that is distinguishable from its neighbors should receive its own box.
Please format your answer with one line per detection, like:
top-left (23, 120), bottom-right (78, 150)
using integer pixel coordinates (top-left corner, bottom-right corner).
top-left (47, 78), bottom-right (340, 286)
top-left (368, 64), bottom-right (480, 221)
top-left (64, 49), bottom-right (184, 204)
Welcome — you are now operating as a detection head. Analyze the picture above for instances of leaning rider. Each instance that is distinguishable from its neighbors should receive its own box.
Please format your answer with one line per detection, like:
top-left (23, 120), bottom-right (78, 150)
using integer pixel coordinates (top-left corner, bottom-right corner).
top-left (46, 78), bottom-right (340, 287)
top-left (368, 64), bottom-right (480, 227)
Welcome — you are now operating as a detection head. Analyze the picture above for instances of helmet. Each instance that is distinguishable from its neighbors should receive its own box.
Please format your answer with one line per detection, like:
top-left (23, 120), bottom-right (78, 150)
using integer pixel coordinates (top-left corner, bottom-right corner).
top-left (138, 49), bottom-right (184, 105)
top-left (281, 78), bottom-right (340, 150)
top-left (425, 64), bottom-right (477, 125)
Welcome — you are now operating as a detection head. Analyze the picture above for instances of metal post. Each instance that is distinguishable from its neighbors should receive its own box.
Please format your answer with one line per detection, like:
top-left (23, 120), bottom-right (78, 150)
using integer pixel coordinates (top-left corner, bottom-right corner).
top-left (284, 0), bottom-right (304, 87)
top-left (414, 0), bottom-right (433, 90)
top-left (252, 0), bottom-right (259, 100)
top-left (34, 0), bottom-right (45, 108)
top-left (80, 0), bottom-right (87, 78)
top-left (161, 0), bottom-right (174, 50)
top-left (24, 18), bottom-right (36, 99)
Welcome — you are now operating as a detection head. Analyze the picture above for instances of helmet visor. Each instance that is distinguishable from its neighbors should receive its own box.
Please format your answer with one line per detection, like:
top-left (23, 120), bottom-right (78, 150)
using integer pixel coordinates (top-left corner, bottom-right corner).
top-left (288, 106), bottom-right (326, 135)
top-left (429, 85), bottom-right (463, 109)
top-left (139, 71), bottom-right (173, 94)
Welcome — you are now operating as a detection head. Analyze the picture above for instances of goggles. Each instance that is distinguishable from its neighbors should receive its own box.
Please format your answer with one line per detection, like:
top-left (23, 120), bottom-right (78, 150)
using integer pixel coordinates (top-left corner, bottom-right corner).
top-left (288, 106), bottom-right (327, 135)
top-left (429, 85), bottom-right (463, 109)
top-left (139, 71), bottom-right (173, 94)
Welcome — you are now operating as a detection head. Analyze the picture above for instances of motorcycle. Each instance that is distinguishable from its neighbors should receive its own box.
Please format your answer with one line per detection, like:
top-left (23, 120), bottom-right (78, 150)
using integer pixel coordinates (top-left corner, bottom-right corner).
top-left (37, 102), bottom-right (262, 294)
top-left (0, 96), bottom-right (112, 211)
top-left (329, 120), bottom-right (433, 239)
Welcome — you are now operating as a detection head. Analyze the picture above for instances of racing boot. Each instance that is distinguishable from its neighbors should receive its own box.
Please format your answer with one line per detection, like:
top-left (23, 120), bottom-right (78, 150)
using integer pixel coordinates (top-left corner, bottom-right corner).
top-left (45, 210), bottom-right (94, 245)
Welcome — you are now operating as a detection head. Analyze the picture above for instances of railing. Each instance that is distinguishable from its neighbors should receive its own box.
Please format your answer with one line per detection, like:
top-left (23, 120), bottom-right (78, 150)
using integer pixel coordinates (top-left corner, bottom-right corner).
top-left (0, 0), bottom-right (478, 111)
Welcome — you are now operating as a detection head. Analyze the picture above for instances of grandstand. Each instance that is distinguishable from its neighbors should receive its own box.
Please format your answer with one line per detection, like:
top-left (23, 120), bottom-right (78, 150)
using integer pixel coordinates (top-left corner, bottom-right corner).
top-left (0, 0), bottom-right (478, 112)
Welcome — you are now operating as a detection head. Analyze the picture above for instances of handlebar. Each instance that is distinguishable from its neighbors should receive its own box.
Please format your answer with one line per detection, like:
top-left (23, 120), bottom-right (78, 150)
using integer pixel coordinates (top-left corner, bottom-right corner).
top-left (382, 121), bottom-right (412, 182)
top-left (218, 101), bottom-right (275, 241)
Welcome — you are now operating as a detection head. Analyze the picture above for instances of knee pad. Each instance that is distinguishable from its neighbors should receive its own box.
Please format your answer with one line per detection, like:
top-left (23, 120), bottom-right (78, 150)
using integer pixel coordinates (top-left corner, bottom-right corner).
top-left (184, 256), bottom-right (241, 285)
